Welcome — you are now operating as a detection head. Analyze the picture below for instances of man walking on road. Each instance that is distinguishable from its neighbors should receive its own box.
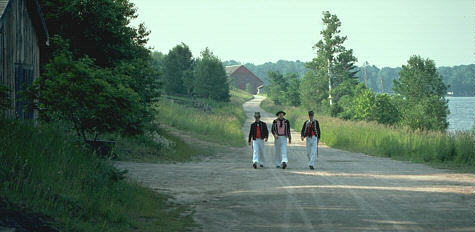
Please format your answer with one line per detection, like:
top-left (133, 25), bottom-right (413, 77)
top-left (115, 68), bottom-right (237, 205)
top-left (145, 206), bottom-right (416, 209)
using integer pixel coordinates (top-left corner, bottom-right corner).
top-left (248, 112), bottom-right (268, 169)
top-left (300, 111), bottom-right (321, 170)
top-left (272, 111), bottom-right (291, 169)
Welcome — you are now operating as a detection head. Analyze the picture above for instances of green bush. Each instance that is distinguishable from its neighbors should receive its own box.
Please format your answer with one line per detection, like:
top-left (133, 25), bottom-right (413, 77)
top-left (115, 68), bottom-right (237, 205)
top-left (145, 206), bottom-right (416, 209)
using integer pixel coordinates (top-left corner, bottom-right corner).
top-left (0, 85), bottom-right (10, 110)
top-left (27, 39), bottom-right (154, 142)
top-left (394, 55), bottom-right (449, 131)
top-left (373, 94), bottom-right (400, 125)
top-left (0, 120), bottom-right (193, 231)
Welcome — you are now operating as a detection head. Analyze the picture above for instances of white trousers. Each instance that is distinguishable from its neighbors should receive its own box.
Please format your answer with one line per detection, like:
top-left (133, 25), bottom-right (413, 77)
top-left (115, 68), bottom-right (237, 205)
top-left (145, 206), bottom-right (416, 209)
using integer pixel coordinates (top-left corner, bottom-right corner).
top-left (274, 136), bottom-right (288, 166)
top-left (252, 139), bottom-right (265, 165)
top-left (306, 136), bottom-right (318, 166)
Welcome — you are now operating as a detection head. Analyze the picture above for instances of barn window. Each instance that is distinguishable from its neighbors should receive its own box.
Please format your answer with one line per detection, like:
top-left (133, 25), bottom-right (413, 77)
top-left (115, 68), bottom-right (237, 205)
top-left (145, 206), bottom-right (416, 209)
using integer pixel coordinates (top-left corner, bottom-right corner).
top-left (14, 64), bottom-right (34, 119)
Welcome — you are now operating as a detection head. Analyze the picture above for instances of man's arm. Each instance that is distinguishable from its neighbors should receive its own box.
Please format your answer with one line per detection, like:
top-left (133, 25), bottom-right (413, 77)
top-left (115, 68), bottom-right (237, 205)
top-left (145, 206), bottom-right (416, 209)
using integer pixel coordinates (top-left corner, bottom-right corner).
top-left (300, 121), bottom-right (306, 138)
top-left (248, 123), bottom-right (253, 143)
top-left (263, 122), bottom-right (269, 139)
top-left (271, 120), bottom-right (277, 137)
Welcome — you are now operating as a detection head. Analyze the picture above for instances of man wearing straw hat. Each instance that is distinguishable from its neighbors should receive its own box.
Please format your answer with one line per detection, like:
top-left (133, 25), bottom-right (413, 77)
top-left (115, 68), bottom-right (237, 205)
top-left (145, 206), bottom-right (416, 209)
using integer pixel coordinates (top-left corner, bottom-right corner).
top-left (272, 110), bottom-right (291, 169)
top-left (300, 110), bottom-right (321, 170)
top-left (248, 112), bottom-right (269, 169)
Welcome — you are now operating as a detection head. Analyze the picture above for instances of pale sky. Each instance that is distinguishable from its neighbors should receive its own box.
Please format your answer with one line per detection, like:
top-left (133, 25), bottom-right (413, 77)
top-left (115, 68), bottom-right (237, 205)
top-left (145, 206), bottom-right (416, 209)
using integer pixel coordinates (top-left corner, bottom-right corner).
top-left (131, 0), bottom-right (474, 67)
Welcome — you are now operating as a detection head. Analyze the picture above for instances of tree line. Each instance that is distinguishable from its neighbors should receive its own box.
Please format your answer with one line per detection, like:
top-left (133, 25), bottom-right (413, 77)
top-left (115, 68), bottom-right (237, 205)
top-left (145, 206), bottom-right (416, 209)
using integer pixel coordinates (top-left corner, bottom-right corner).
top-left (225, 58), bottom-right (475, 97)
top-left (152, 44), bottom-right (230, 102)
top-left (265, 11), bottom-right (449, 131)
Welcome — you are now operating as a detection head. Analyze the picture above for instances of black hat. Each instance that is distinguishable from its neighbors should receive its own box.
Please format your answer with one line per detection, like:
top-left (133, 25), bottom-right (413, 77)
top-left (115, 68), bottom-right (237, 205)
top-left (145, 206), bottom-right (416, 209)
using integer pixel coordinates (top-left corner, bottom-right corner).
top-left (276, 111), bottom-right (286, 116)
top-left (308, 111), bottom-right (314, 116)
top-left (254, 112), bottom-right (261, 117)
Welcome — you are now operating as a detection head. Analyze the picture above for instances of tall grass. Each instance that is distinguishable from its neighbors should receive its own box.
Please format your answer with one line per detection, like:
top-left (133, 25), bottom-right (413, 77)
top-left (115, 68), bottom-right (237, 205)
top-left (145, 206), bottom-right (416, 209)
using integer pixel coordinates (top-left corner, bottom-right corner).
top-left (114, 128), bottom-right (207, 163)
top-left (261, 98), bottom-right (474, 169)
top-left (157, 89), bottom-right (253, 147)
top-left (0, 120), bottom-right (193, 231)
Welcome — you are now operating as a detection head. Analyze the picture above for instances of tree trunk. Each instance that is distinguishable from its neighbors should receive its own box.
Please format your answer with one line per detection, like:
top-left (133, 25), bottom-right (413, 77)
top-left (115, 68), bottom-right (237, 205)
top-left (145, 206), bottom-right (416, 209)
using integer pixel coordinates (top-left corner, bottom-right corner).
top-left (327, 58), bottom-right (333, 106)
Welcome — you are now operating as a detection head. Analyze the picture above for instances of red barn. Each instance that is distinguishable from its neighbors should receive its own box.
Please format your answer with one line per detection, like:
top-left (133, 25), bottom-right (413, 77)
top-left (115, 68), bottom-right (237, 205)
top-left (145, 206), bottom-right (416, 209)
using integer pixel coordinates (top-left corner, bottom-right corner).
top-left (225, 65), bottom-right (263, 94)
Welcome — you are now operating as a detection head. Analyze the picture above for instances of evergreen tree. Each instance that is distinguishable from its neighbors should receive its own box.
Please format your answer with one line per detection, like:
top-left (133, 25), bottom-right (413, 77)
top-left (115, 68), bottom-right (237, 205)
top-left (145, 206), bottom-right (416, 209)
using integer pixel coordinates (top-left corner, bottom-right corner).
top-left (163, 43), bottom-right (194, 95)
top-left (283, 73), bottom-right (301, 106)
top-left (194, 48), bottom-right (230, 102)
top-left (267, 71), bottom-right (288, 105)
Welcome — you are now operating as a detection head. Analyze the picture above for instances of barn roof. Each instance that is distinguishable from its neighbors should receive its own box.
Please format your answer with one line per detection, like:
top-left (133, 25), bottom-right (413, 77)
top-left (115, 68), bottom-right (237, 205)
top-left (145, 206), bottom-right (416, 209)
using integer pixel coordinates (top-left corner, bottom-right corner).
top-left (225, 65), bottom-right (242, 76)
top-left (225, 65), bottom-right (264, 85)
top-left (0, 0), bottom-right (49, 46)
top-left (0, 0), bottom-right (8, 16)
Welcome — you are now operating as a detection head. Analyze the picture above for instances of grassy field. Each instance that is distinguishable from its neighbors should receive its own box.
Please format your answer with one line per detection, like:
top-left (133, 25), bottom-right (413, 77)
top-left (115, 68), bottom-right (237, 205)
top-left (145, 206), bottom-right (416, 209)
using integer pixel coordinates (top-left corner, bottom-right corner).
top-left (0, 120), bottom-right (194, 231)
top-left (261, 98), bottom-right (474, 170)
top-left (113, 128), bottom-right (208, 163)
top-left (156, 88), bottom-right (253, 147)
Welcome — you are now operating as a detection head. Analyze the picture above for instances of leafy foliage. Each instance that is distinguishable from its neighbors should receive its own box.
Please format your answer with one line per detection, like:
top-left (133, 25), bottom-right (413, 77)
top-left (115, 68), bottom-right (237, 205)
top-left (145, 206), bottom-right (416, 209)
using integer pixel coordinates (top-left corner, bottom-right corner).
top-left (300, 11), bottom-right (359, 114)
top-left (163, 43), bottom-right (194, 95)
top-left (394, 56), bottom-right (449, 131)
top-left (193, 48), bottom-right (230, 101)
top-left (266, 72), bottom-right (301, 106)
top-left (114, 58), bottom-right (161, 104)
top-left (39, 0), bottom-right (151, 67)
top-left (373, 94), bottom-right (400, 125)
top-left (0, 85), bottom-right (10, 111)
top-left (335, 84), bottom-right (400, 125)
top-left (27, 40), bottom-right (151, 141)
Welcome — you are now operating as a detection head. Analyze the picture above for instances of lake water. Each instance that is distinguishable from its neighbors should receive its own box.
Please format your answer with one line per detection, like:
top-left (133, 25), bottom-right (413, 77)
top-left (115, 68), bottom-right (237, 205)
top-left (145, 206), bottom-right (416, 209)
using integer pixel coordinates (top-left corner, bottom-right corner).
top-left (447, 97), bottom-right (474, 131)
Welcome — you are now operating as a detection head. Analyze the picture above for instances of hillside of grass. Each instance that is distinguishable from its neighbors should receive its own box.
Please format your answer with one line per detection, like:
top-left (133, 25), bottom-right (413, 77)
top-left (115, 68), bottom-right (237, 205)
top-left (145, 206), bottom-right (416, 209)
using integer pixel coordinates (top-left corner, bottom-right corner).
top-left (0, 120), bottom-right (193, 231)
top-left (261, 98), bottom-right (474, 171)
top-left (156, 89), bottom-right (253, 147)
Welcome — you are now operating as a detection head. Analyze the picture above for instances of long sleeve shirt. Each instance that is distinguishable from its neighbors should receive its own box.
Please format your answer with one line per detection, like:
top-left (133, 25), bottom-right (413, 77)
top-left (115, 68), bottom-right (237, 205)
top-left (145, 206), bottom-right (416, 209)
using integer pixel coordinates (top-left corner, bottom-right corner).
top-left (271, 118), bottom-right (291, 140)
top-left (300, 119), bottom-right (321, 139)
top-left (248, 121), bottom-right (269, 142)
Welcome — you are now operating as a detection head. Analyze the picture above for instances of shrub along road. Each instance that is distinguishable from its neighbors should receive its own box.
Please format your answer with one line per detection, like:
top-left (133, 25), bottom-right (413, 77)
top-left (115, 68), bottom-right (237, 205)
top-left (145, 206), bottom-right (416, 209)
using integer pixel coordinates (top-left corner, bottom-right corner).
top-left (115, 95), bottom-right (474, 232)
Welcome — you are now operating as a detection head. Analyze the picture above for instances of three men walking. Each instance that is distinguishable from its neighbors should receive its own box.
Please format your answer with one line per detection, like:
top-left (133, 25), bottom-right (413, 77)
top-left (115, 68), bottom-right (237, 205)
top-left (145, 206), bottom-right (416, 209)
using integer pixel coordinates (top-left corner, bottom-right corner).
top-left (248, 110), bottom-right (321, 170)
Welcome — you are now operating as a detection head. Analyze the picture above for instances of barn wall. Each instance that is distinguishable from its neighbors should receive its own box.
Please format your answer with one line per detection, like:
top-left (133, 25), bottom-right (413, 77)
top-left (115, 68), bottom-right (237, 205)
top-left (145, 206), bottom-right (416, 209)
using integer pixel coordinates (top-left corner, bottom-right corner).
top-left (230, 66), bottom-right (263, 94)
top-left (0, 0), bottom-right (40, 118)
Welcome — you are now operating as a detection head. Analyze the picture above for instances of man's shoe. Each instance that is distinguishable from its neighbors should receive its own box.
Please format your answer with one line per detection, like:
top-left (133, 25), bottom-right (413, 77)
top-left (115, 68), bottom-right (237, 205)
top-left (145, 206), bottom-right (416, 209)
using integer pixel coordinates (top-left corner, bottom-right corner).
top-left (253, 163), bottom-right (257, 169)
top-left (276, 166), bottom-right (280, 168)
top-left (260, 164), bottom-right (264, 168)
top-left (309, 165), bottom-right (314, 170)
top-left (282, 162), bottom-right (287, 169)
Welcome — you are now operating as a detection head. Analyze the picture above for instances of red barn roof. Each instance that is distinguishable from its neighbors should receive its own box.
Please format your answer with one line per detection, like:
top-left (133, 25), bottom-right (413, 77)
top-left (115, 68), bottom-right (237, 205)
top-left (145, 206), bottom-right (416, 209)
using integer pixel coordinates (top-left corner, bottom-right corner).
top-left (225, 65), bottom-right (263, 94)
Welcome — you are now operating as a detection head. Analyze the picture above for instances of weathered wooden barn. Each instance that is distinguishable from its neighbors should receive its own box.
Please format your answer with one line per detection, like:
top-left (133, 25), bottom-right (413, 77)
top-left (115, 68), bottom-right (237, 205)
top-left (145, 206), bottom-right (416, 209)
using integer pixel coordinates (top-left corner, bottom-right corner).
top-left (225, 65), bottom-right (263, 94)
top-left (0, 0), bottom-right (49, 119)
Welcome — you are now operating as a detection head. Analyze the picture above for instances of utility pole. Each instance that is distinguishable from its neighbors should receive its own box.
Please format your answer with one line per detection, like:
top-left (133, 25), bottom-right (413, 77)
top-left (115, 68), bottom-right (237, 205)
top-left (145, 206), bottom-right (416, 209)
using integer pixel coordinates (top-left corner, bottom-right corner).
top-left (327, 58), bottom-right (332, 106)
top-left (379, 72), bottom-right (384, 94)
top-left (363, 62), bottom-right (368, 88)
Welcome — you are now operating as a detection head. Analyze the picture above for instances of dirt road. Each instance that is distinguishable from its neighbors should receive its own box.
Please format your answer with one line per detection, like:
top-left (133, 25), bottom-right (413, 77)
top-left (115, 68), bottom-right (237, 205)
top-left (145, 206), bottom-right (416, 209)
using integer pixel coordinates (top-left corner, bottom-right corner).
top-left (115, 95), bottom-right (474, 232)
